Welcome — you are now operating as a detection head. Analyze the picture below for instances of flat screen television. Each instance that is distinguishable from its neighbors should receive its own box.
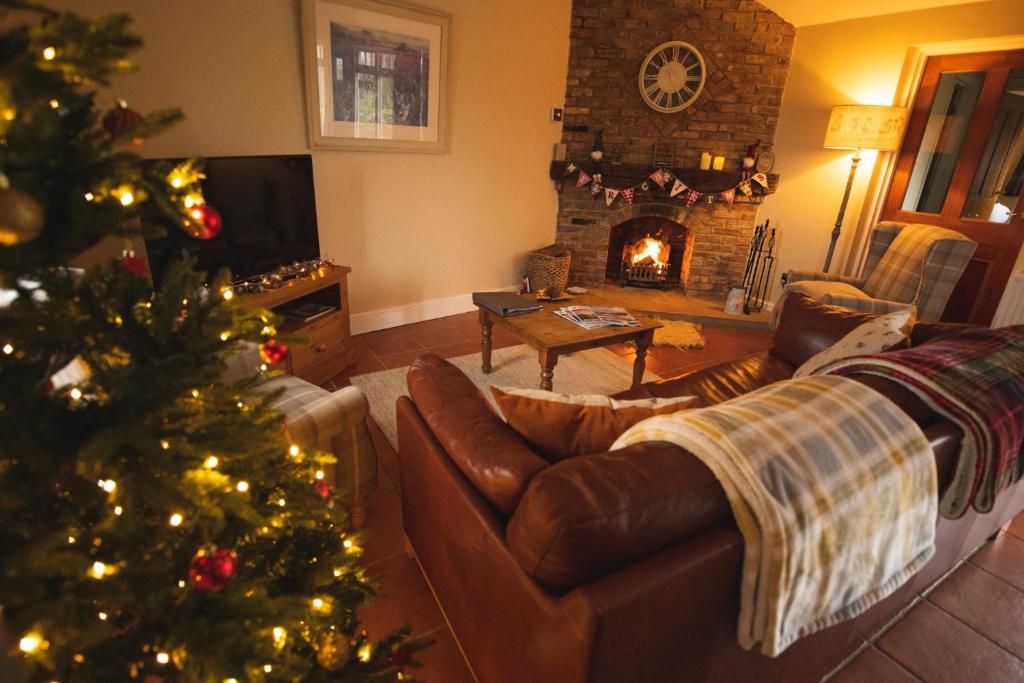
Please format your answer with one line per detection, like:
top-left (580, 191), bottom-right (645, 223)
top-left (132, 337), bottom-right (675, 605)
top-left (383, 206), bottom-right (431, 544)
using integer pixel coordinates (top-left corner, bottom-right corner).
top-left (144, 154), bottom-right (320, 284)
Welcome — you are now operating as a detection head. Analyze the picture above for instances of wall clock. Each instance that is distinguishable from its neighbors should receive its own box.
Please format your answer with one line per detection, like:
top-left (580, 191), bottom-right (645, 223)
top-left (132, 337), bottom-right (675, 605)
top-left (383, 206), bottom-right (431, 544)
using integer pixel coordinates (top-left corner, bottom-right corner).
top-left (638, 41), bottom-right (706, 113)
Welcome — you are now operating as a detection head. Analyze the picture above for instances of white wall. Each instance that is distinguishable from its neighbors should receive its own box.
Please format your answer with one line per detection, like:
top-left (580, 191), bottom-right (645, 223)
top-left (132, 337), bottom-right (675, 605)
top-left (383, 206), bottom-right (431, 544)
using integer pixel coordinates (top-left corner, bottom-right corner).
top-left (61, 0), bottom-right (571, 327)
top-left (762, 0), bottom-right (1024, 293)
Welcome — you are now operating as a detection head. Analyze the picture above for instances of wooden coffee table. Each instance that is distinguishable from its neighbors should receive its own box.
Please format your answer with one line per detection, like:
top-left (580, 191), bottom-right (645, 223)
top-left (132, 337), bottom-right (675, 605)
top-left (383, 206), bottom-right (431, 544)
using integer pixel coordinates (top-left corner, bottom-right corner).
top-left (476, 297), bottom-right (662, 392)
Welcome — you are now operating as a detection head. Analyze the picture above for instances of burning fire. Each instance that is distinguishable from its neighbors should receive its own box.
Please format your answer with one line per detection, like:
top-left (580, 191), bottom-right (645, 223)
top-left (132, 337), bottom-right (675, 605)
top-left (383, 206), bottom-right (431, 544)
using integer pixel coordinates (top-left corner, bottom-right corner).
top-left (628, 237), bottom-right (669, 267)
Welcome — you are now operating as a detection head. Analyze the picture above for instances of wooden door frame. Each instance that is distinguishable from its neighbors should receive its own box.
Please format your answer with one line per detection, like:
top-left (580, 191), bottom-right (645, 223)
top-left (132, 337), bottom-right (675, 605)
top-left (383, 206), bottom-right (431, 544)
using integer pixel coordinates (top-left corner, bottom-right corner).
top-left (879, 48), bottom-right (1024, 324)
top-left (842, 35), bottom-right (1024, 279)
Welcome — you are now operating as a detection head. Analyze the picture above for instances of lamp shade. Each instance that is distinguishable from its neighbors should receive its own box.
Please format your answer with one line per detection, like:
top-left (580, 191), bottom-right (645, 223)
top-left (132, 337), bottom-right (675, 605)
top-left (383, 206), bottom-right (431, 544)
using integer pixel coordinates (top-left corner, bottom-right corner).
top-left (823, 105), bottom-right (907, 151)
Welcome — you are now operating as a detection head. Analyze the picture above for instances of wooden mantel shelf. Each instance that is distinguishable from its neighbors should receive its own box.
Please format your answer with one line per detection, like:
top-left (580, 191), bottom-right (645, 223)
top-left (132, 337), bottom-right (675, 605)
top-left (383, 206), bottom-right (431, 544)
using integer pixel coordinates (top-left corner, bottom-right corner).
top-left (548, 161), bottom-right (779, 196)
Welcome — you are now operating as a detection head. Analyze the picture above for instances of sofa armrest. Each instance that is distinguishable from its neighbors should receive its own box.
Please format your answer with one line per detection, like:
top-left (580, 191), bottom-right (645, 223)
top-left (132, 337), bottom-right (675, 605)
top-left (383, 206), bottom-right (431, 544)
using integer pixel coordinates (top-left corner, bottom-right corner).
top-left (507, 442), bottom-right (730, 589)
top-left (283, 385), bottom-right (369, 450)
top-left (785, 269), bottom-right (863, 287)
top-left (820, 293), bottom-right (916, 316)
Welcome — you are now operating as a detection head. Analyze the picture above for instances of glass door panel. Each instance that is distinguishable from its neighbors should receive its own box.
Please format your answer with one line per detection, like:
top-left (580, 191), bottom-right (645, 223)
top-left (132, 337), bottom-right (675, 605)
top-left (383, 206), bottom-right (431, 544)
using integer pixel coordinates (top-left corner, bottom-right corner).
top-left (901, 71), bottom-right (985, 213)
top-left (961, 68), bottom-right (1024, 223)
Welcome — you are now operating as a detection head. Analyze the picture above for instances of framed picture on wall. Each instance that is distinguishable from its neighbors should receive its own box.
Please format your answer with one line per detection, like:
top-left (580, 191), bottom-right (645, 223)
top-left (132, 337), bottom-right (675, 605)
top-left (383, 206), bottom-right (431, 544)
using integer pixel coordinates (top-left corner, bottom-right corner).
top-left (299, 0), bottom-right (450, 153)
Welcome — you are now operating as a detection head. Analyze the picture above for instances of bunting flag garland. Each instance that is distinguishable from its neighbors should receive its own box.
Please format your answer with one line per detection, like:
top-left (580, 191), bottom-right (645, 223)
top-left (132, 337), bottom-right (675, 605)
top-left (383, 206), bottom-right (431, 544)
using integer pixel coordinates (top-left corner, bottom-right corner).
top-left (649, 168), bottom-right (673, 190)
top-left (568, 163), bottom-right (768, 207)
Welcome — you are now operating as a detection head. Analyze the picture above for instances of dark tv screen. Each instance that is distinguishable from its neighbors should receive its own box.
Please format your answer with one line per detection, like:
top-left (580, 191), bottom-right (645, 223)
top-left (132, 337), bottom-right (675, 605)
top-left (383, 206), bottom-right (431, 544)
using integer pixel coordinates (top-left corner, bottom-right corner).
top-left (145, 154), bottom-right (320, 283)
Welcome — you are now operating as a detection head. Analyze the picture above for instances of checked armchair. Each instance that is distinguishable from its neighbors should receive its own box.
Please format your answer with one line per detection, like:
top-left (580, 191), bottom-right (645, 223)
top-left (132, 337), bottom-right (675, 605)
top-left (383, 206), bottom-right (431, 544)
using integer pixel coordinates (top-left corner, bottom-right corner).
top-left (222, 343), bottom-right (377, 529)
top-left (782, 221), bottom-right (977, 322)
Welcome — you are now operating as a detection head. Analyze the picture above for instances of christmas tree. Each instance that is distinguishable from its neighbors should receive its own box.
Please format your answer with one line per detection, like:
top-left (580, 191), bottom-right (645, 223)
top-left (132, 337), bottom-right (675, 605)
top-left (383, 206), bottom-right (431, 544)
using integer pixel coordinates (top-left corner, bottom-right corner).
top-left (0, 3), bottom-right (420, 681)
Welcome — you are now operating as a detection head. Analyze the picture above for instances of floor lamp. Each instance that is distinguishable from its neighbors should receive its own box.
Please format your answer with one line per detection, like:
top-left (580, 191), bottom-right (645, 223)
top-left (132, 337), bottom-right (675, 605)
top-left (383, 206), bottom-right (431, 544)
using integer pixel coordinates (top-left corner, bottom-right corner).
top-left (821, 104), bottom-right (907, 272)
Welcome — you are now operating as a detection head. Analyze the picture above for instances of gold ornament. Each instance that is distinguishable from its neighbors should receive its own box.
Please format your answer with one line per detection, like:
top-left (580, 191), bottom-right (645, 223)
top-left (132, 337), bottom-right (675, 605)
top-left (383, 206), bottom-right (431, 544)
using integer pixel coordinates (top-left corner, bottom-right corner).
top-left (316, 633), bottom-right (352, 672)
top-left (0, 187), bottom-right (44, 246)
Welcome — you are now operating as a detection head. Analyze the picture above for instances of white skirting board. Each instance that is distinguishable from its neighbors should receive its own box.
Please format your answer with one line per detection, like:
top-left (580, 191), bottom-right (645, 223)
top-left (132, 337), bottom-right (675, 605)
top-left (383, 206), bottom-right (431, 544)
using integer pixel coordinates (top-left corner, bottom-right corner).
top-left (350, 286), bottom-right (520, 335)
top-left (992, 272), bottom-right (1024, 328)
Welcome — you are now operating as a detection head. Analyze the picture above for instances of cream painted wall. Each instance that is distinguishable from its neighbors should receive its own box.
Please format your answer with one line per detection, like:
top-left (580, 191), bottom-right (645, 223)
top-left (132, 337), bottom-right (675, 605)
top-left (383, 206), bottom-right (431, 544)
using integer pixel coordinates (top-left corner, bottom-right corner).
top-left (59, 0), bottom-right (571, 320)
top-left (762, 0), bottom-right (1024, 296)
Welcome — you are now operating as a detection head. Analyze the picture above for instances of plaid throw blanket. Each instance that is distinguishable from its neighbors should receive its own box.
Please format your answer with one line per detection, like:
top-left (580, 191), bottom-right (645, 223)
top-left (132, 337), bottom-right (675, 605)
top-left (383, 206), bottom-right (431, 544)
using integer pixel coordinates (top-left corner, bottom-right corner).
top-left (612, 375), bottom-right (936, 656)
top-left (822, 325), bottom-right (1024, 518)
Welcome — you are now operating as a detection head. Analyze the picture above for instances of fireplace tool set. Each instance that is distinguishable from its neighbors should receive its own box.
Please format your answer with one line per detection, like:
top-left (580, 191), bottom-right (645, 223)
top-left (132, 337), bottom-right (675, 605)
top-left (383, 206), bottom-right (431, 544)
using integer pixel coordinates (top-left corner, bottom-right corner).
top-left (741, 219), bottom-right (776, 314)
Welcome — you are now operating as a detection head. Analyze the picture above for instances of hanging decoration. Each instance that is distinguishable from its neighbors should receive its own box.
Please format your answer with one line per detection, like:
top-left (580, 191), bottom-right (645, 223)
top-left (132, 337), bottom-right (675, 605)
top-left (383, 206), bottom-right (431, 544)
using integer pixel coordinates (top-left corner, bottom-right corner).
top-left (187, 547), bottom-right (237, 592)
top-left (185, 203), bottom-right (222, 240)
top-left (562, 160), bottom-right (769, 209)
top-left (258, 339), bottom-right (290, 364)
top-left (101, 100), bottom-right (146, 146)
top-left (0, 176), bottom-right (45, 246)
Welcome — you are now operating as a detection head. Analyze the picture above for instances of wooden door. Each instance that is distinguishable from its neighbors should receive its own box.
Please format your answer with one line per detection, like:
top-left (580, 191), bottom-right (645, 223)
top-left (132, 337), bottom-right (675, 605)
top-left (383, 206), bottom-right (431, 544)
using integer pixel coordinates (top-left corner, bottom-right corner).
top-left (882, 50), bottom-right (1024, 324)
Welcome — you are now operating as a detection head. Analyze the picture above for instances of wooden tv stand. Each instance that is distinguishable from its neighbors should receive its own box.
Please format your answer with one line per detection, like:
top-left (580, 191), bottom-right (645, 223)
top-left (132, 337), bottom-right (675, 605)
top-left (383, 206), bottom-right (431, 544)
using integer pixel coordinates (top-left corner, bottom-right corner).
top-left (238, 265), bottom-right (355, 386)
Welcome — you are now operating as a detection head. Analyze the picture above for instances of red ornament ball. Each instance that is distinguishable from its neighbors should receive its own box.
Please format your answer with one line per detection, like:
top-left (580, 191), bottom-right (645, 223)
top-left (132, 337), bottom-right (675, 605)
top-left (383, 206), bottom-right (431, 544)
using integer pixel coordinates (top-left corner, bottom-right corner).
top-left (188, 547), bottom-right (237, 592)
top-left (101, 100), bottom-right (145, 146)
top-left (259, 339), bottom-right (289, 364)
top-left (187, 203), bottom-right (222, 240)
top-left (314, 479), bottom-right (333, 499)
top-left (118, 256), bottom-right (148, 277)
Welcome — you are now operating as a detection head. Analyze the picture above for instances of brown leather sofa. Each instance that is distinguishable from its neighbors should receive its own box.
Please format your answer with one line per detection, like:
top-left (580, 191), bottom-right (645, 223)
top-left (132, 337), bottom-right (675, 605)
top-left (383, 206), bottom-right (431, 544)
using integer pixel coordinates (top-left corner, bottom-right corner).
top-left (397, 295), bottom-right (1024, 682)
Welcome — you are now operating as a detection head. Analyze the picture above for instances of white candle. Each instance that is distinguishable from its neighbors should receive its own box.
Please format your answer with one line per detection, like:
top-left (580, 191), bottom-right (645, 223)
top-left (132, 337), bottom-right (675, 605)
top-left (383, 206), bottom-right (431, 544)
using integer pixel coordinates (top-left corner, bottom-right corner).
top-left (700, 152), bottom-right (712, 170)
top-left (712, 155), bottom-right (725, 171)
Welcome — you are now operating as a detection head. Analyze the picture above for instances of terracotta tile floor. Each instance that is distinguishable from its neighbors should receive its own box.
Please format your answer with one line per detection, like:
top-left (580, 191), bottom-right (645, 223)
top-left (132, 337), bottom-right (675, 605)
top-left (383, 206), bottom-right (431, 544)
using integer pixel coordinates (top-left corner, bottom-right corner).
top-left (330, 311), bottom-right (1024, 682)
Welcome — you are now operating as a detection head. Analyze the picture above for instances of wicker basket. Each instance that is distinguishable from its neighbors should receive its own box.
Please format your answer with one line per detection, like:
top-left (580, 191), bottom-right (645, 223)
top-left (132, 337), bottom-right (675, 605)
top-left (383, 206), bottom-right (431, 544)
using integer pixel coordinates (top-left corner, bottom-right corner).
top-left (528, 245), bottom-right (571, 291)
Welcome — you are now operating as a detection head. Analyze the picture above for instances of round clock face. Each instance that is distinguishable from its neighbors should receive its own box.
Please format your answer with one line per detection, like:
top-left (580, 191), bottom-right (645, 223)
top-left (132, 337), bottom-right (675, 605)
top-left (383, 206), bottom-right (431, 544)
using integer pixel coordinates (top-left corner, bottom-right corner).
top-left (638, 41), bottom-right (706, 113)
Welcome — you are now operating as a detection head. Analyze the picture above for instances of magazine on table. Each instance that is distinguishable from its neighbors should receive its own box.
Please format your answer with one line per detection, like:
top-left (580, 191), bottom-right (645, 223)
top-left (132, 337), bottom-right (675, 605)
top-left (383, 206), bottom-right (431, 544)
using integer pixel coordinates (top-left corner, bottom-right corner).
top-left (555, 305), bottom-right (640, 329)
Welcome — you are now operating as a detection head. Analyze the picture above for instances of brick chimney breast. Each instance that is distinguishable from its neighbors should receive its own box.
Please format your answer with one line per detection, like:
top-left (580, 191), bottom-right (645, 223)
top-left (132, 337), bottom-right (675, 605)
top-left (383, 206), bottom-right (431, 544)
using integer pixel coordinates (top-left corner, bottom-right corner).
top-left (555, 0), bottom-right (794, 296)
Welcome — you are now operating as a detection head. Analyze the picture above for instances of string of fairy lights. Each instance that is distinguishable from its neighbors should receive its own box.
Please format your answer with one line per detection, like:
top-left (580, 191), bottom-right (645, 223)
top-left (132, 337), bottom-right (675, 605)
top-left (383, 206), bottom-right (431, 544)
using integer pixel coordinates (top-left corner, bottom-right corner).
top-left (3, 35), bottom-right (418, 679)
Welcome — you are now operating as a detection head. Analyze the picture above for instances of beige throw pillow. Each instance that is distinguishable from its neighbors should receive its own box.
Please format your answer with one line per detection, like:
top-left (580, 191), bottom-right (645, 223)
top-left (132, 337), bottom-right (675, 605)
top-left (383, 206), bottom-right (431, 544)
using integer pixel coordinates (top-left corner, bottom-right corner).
top-left (490, 386), bottom-right (698, 462)
top-left (794, 309), bottom-right (914, 378)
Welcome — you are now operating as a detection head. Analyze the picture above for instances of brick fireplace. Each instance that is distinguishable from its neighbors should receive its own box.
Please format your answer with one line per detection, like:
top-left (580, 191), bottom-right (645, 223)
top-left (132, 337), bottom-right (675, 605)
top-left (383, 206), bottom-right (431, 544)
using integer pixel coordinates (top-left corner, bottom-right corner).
top-left (552, 0), bottom-right (794, 297)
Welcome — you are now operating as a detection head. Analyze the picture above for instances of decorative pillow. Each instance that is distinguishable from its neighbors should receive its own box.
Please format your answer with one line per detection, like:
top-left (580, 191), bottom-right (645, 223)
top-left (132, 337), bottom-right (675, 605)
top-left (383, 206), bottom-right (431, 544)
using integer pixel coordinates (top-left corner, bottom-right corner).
top-left (793, 309), bottom-right (915, 378)
top-left (490, 386), bottom-right (698, 462)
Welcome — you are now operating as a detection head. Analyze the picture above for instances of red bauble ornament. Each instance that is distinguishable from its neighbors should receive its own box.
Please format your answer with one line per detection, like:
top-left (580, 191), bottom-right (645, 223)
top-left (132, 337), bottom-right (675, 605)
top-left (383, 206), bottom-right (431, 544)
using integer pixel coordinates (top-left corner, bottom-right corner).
top-left (187, 204), bottom-right (222, 240)
top-left (258, 339), bottom-right (289, 364)
top-left (314, 479), bottom-right (332, 499)
top-left (118, 256), bottom-right (148, 277)
top-left (188, 547), bottom-right (237, 592)
top-left (101, 100), bottom-right (145, 146)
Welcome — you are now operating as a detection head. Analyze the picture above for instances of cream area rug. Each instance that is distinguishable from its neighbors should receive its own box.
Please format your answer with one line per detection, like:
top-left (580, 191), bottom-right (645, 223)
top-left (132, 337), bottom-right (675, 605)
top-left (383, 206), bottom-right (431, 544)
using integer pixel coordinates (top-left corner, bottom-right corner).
top-left (351, 345), bottom-right (660, 448)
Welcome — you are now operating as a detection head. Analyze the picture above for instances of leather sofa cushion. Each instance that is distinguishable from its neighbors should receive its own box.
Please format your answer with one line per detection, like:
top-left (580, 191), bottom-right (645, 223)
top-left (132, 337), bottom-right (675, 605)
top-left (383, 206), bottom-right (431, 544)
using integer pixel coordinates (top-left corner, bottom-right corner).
top-left (507, 441), bottom-right (731, 589)
top-left (911, 321), bottom-right (977, 347)
top-left (506, 417), bottom-right (962, 591)
top-left (490, 386), bottom-right (698, 461)
top-left (615, 351), bottom-right (795, 406)
top-left (771, 293), bottom-right (887, 368)
top-left (407, 355), bottom-right (549, 515)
